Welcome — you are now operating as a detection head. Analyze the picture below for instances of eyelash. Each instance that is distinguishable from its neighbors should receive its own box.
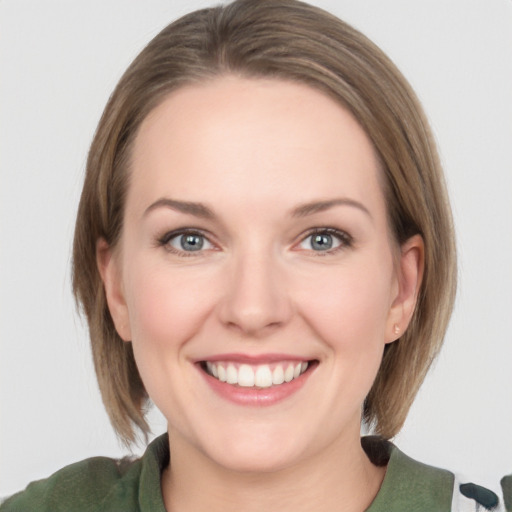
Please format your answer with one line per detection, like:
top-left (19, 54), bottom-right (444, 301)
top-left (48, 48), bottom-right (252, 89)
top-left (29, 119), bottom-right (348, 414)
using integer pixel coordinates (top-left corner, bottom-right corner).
top-left (157, 229), bottom-right (216, 257)
top-left (300, 227), bottom-right (353, 256)
top-left (156, 227), bottom-right (353, 257)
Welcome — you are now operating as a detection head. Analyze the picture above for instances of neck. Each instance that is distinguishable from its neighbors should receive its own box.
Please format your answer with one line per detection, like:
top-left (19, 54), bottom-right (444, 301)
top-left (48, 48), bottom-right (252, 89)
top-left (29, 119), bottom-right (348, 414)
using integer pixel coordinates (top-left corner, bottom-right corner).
top-left (161, 427), bottom-right (386, 512)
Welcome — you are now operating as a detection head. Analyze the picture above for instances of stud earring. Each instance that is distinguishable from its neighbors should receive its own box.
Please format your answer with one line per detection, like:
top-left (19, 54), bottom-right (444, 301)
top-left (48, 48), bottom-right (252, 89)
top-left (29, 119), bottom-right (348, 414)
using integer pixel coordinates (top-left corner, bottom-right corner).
top-left (393, 324), bottom-right (400, 335)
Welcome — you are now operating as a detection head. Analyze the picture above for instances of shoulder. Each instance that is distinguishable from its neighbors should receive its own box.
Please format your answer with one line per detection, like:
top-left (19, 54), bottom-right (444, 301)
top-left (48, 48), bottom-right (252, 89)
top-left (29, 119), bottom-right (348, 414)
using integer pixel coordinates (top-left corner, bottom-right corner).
top-left (363, 436), bottom-right (503, 512)
top-left (363, 436), bottom-right (455, 511)
top-left (0, 456), bottom-right (142, 512)
top-left (0, 434), bottom-right (169, 512)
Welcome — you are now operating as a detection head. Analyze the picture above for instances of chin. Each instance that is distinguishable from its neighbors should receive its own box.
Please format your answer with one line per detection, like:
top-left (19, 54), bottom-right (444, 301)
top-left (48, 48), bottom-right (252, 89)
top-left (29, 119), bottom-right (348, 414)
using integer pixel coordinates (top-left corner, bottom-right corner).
top-left (209, 445), bottom-right (302, 474)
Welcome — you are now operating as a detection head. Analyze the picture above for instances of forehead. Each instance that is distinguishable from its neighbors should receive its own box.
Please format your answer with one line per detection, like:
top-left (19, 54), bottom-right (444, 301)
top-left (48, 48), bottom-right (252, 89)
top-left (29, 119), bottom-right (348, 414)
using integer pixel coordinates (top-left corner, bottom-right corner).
top-left (128, 76), bottom-right (385, 220)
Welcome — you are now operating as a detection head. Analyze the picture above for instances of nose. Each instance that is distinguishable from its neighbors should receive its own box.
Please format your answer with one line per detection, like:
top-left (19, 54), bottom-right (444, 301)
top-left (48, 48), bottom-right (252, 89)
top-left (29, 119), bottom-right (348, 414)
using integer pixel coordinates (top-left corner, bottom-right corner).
top-left (218, 248), bottom-right (292, 337)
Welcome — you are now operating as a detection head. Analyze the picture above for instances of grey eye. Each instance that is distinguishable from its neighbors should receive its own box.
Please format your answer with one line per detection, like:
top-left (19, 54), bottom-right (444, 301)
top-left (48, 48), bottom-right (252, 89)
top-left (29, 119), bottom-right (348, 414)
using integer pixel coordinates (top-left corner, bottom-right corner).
top-left (311, 233), bottom-right (334, 250)
top-left (299, 231), bottom-right (345, 252)
top-left (169, 233), bottom-right (212, 252)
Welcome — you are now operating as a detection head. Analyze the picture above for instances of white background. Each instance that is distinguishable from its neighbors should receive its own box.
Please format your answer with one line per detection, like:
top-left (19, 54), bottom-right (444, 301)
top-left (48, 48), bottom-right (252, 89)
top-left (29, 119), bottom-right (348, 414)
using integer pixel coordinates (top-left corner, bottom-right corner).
top-left (1, 0), bottom-right (511, 498)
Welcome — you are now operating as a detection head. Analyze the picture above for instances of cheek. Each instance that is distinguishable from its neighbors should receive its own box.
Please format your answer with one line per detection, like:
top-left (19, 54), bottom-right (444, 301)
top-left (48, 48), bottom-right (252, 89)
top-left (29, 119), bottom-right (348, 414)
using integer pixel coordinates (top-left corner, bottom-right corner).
top-left (296, 256), bottom-right (394, 353)
top-left (124, 259), bottom-right (214, 350)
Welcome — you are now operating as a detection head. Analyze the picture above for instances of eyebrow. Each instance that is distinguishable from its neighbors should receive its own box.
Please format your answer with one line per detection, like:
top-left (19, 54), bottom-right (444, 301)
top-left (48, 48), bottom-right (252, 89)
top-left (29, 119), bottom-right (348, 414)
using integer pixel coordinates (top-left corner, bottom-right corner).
top-left (143, 197), bottom-right (372, 220)
top-left (144, 198), bottom-right (215, 219)
top-left (291, 198), bottom-right (372, 219)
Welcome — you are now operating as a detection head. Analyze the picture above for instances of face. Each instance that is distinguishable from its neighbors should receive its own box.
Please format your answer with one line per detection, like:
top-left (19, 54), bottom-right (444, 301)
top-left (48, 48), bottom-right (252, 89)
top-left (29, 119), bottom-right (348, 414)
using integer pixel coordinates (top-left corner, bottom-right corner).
top-left (100, 76), bottom-right (421, 473)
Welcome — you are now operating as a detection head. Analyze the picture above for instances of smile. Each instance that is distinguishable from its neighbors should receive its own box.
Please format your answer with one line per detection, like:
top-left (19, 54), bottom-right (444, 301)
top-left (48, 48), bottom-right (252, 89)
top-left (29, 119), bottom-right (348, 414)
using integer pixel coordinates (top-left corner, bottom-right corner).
top-left (202, 361), bottom-right (309, 388)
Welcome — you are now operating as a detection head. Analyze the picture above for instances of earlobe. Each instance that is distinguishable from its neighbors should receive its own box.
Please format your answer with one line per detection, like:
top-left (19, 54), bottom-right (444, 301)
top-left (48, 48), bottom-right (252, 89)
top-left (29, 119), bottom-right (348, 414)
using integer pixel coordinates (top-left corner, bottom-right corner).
top-left (386, 234), bottom-right (424, 343)
top-left (96, 238), bottom-right (132, 341)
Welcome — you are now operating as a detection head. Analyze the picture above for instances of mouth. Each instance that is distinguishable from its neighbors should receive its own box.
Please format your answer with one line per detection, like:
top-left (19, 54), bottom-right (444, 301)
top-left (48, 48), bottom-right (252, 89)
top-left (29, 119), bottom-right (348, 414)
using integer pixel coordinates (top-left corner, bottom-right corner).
top-left (199, 359), bottom-right (316, 389)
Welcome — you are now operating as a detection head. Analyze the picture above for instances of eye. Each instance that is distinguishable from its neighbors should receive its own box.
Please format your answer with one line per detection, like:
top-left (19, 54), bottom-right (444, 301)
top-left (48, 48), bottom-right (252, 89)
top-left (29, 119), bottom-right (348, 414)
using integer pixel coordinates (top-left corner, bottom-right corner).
top-left (159, 230), bottom-right (214, 255)
top-left (298, 228), bottom-right (352, 253)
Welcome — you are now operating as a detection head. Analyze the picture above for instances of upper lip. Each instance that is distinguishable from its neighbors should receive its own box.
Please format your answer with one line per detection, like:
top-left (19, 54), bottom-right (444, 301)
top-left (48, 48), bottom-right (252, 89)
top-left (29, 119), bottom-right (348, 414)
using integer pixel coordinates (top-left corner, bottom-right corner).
top-left (194, 353), bottom-right (314, 364)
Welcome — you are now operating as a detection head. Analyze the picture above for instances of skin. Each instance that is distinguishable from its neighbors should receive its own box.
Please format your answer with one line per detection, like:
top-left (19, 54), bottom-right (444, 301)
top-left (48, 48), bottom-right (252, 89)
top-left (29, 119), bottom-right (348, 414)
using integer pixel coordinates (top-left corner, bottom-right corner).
top-left (98, 76), bottom-right (423, 512)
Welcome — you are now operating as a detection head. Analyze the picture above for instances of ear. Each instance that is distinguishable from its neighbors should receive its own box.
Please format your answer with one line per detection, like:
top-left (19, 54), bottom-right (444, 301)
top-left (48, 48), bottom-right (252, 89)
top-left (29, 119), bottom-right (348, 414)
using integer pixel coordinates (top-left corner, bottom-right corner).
top-left (386, 234), bottom-right (424, 343)
top-left (96, 238), bottom-right (132, 341)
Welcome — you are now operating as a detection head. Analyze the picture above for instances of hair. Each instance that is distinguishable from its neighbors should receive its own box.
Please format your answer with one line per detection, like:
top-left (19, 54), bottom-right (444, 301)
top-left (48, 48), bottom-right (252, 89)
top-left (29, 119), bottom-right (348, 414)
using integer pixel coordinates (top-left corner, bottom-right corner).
top-left (73, 0), bottom-right (456, 445)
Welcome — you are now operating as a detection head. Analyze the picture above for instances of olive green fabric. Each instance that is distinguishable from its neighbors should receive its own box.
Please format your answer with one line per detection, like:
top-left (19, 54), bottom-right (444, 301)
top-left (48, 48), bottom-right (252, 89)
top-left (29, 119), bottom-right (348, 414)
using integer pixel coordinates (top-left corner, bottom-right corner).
top-left (1, 435), bottom-right (455, 511)
top-left (0, 436), bottom-right (168, 512)
top-left (502, 474), bottom-right (512, 512)
top-left (364, 437), bottom-right (454, 511)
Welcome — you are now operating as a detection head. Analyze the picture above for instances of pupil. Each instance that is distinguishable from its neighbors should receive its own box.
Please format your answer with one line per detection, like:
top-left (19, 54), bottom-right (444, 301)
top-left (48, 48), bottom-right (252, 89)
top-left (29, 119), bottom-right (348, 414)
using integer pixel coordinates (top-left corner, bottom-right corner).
top-left (312, 233), bottom-right (332, 250)
top-left (181, 234), bottom-right (203, 251)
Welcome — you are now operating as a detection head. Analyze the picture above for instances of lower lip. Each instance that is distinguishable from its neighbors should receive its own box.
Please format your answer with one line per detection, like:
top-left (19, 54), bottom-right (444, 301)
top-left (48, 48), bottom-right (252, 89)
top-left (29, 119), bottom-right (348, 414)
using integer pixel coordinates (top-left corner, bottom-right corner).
top-left (198, 364), bottom-right (315, 406)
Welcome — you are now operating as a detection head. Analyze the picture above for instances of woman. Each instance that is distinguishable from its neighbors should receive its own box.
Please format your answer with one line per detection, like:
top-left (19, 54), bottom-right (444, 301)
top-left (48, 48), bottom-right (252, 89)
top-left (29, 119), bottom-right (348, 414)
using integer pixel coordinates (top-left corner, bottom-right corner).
top-left (1, 0), bottom-right (505, 510)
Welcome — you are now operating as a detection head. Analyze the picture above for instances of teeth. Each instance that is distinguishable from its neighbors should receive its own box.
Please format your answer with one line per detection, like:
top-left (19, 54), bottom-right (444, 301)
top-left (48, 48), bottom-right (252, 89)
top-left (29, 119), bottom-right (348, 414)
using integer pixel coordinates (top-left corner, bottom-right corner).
top-left (238, 364), bottom-right (255, 387)
top-left (284, 364), bottom-right (294, 382)
top-left (204, 360), bottom-right (310, 388)
top-left (226, 364), bottom-right (238, 384)
top-left (272, 365), bottom-right (285, 385)
top-left (217, 365), bottom-right (227, 382)
top-left (255, 365), bottom-right (273, 388)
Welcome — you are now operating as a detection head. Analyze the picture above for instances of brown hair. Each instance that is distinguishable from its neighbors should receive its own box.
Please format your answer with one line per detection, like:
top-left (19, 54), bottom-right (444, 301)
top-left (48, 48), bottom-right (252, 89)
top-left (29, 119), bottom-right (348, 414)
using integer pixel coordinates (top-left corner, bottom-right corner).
top-left (73, 0), bottom-right (456, 445)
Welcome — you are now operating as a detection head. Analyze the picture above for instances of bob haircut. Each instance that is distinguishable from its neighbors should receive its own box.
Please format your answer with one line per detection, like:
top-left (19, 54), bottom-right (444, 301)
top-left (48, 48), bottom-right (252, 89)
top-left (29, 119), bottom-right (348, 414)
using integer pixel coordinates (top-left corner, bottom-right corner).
top-left (73, 0), bottom-right (456, 445)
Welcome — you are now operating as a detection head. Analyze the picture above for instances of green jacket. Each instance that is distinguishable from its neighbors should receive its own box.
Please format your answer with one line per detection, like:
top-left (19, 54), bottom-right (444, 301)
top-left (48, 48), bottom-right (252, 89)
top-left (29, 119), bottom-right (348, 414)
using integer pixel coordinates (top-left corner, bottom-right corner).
top-left (0, 434), bottom-right (502, 511)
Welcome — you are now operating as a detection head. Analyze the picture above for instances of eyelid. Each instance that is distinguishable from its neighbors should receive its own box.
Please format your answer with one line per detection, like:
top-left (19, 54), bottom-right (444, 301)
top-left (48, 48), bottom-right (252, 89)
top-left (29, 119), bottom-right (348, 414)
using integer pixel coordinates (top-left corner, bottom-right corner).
top-left (156, 226), bottom-right (352, 257)
top-left (296, 227), bottom-right (353, 254)
top-left (157, 228), bottom-right (218, 256)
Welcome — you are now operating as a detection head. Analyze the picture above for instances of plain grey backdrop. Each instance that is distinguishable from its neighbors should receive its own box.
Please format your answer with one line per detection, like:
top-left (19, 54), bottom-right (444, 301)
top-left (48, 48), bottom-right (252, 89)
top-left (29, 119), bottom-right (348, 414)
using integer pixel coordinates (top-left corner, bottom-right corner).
top-left (1, 0), bottom-right (511, 497)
